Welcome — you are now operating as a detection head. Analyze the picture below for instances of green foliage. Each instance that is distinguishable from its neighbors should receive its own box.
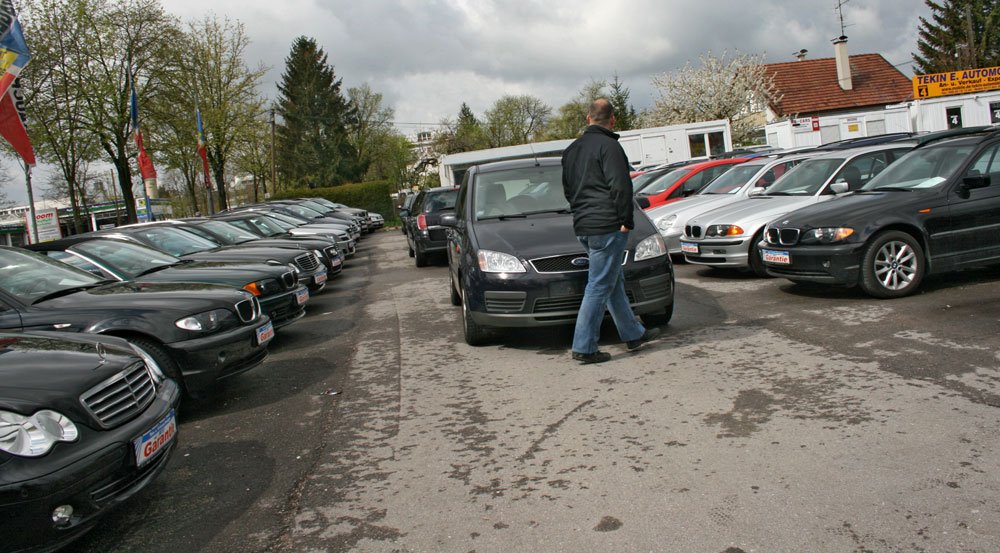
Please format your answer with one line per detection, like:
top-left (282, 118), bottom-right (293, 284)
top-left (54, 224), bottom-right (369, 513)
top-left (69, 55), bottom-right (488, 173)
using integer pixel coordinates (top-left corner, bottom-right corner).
top-left (608, 74), bottom-right (639, 131)
top-left (272, 180), bottom-right (399, 225)
top-left (483, 94), bottom-right (552, 147)
top-left (276, 36), bottom-right (363, 189)
top-left (544, 80), bottom-right (604, 140)
top-left (913, 0), bottom-right (999, 74)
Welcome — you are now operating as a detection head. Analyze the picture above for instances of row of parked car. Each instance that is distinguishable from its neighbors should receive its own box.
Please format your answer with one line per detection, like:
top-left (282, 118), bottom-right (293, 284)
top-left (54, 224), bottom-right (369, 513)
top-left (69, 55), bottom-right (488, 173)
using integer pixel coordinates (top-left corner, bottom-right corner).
top-left (0, 196), bottom-right (383, 553)
top-left (398, 125), bottom-right (1000, 347)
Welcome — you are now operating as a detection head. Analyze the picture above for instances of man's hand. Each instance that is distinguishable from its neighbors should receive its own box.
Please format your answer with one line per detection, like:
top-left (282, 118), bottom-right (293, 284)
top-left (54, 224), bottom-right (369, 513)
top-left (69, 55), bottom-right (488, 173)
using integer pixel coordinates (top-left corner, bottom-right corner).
top-left (620, 225), bottom-right (629, 233)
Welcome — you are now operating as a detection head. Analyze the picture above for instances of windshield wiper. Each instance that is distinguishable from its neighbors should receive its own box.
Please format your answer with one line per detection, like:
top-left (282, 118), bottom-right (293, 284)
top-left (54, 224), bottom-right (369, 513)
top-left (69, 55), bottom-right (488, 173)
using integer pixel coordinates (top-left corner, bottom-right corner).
top-left (867, 187), bottom-right (913, 192)
top-left (521, 209), bottom-right (571, 216)
top-left (134, 264), bottom-right (176, 277)
top-left (31, 283), bottom-right (108, 304)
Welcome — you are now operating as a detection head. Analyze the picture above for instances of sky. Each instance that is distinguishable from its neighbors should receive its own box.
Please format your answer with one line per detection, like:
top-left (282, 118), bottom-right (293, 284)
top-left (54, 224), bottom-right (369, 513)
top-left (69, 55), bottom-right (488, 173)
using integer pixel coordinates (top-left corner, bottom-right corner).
top-left (5, 0), bottom-right (932, 204)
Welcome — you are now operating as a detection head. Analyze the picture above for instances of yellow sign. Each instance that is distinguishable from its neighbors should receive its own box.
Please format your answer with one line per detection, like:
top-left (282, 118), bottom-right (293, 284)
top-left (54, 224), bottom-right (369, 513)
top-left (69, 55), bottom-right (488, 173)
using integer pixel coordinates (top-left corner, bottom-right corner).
top-left (913, 66), bottom-right (1000, 99)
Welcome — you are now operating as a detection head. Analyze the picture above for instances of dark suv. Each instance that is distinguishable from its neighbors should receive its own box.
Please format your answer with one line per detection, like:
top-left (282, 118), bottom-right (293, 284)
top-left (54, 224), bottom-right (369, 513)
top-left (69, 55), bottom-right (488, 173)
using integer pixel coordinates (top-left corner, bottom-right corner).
top-left (760, 126), bottom-right (1000, 298)
top-left (441, 157), bottom-right (674, 345)
top-left (402, 186), bottom-right (459, 267)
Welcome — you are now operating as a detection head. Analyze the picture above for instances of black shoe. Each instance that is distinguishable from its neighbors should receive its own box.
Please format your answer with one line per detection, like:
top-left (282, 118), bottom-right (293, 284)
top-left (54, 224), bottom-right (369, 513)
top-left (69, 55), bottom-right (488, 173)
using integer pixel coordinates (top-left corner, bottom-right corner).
top-left (572, 350), bottom-right (612, 364)
top-left (626, 327), bottom-right (662, 351)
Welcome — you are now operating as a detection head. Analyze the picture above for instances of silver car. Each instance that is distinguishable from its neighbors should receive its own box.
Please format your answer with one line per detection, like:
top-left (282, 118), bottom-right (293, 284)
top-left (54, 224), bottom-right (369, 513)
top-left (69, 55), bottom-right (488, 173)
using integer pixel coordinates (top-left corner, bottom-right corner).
top-left (648, 152), bottom-right (817, 253)
top-left (681, 143), bottom-right (915, 276)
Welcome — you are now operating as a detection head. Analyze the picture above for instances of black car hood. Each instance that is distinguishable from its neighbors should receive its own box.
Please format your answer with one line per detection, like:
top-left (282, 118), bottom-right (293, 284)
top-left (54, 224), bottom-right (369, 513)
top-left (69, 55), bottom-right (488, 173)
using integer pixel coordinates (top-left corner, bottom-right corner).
top-left (776, 189), bottom-right (937, 228)
top-left (135, 262), bottom-right (286, 286)
top-left (38, 280), bottom-right (249, 313)
top-left (472, 213), bottom-right (646, 259)
top-left (181, 246), bottom-right (310, 264)
top-left (0, 332), bottom-right (141, 417)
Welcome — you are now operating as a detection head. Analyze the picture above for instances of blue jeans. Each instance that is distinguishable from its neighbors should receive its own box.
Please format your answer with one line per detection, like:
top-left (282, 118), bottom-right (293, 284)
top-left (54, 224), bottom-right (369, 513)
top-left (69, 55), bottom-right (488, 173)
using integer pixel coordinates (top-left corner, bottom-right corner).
top-left (572, 231), bottom-right (646, 354)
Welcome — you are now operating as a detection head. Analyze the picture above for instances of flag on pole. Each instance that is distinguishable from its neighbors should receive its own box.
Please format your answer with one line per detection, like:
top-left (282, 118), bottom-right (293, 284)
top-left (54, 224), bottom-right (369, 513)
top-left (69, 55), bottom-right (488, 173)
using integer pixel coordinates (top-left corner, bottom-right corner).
top-left (196, 106), bottom-right (212, 189)
top-left (0, 0), bottom-right (34, 165)
top-left (130, 77), bottom-right (157, 179)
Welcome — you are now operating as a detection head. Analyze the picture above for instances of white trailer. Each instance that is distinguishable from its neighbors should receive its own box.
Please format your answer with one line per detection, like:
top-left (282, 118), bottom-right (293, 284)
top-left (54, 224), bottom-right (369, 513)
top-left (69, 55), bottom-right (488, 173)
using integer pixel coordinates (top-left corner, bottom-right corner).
top-left (437, 119), bottom-right (733, 187)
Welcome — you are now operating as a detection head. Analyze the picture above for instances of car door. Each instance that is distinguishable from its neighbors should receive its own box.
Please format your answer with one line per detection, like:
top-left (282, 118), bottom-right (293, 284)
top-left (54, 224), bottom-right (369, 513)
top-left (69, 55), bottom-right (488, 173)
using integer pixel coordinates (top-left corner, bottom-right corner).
top-left (823, 150), bottom-right (895, 194)
top-left (945, 142), bottom-right (1000, 265)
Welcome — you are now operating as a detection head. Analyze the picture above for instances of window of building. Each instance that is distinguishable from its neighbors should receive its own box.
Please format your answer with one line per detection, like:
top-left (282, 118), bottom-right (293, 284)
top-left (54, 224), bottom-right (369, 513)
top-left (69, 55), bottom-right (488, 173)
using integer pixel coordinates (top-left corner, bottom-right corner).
top-left (990, 102), bottom-right (1000, 124)
top-left (946, 106), bottom-right (963, 129)
top-left (688, 131), bottom-right (726, 158)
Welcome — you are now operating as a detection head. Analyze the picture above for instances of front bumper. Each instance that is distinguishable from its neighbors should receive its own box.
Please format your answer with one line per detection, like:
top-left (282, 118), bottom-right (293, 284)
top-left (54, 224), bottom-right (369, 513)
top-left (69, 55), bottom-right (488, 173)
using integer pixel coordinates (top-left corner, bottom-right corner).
top-left (681, 236), bottom-right (752, 268)
top-left (464, 255), bottom-right (674, 328)
top-left (661, 229), bottom-right (683, 254)
top-left (760, 240), bottom-right (865, 284)
top-left (259, 285), bottom-right (309, 329)
top-left (164, 316), bottom-right (272, 393)
top-left (0, 379), bottom-right (181, 553)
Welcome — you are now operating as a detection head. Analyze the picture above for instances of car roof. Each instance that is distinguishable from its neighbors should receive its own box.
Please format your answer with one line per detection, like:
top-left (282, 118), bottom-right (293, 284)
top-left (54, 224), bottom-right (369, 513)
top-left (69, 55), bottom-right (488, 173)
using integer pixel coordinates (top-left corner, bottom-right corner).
top-left (804, 141), bottom-right (915, 160)
top-left (472, 156), bottom-right (562, 174)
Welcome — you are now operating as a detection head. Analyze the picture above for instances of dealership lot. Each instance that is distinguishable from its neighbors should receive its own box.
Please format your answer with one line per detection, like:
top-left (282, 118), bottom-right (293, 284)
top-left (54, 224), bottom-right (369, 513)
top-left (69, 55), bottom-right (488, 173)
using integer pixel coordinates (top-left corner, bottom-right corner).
top-left (72, 231), bottom-right (1000, 553)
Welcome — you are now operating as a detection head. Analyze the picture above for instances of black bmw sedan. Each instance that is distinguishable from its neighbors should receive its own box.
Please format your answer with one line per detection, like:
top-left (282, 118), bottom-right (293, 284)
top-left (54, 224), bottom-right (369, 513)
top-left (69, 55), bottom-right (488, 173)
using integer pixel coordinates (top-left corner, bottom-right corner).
top-left (759, 126), bottom-right (1000, 298)
top-left (25, 236), bottom-right (309, 329)
top-left (441, 157), bottom-right (675, 346)
top-left (0, 331), bottom-right (180, 553)
top-left (0, 247), bottom-right (274, 396)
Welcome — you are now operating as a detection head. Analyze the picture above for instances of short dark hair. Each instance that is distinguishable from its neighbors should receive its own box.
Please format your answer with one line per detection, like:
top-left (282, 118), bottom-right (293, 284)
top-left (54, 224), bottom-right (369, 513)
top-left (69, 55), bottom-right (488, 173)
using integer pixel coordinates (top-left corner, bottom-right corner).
top-left (588, 99), bottom-right (614, 126)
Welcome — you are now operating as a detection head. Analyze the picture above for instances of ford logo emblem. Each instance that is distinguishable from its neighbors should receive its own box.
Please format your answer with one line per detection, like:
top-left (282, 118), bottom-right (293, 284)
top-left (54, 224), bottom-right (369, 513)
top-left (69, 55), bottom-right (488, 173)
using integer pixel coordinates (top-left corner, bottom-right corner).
top-left (571, 257), bottom-right (589, 267)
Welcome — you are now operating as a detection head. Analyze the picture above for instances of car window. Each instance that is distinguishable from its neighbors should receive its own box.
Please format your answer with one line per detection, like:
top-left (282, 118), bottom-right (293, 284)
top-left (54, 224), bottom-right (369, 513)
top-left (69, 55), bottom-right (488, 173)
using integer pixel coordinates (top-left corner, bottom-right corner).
top-left (44, 251), bottom-right (110, 278)
top-left (0, 248), bottom-right (102, 304)
top-left (474, 166), bottom-right (566, 219)
top-left (863, 143), bottom-right (976, 190)
top-left (131, 227), bottom-right (217, 256)
top-left (700, 163), bottom-right (765, 194)
top-left (423, 189), bottom-right (458, 213)
top-left (766, 158), bottom-right (844, 196)
top-left (74, 239), bottom-right (178, 278)
top-left (638, 168), bottom-right (691, 196)
top-left (828, 152), bottom-right (891, 193)
top-left (199, 221), bottom-right (260, 243)
top-left (965, 144), bottom-right (1000, 179)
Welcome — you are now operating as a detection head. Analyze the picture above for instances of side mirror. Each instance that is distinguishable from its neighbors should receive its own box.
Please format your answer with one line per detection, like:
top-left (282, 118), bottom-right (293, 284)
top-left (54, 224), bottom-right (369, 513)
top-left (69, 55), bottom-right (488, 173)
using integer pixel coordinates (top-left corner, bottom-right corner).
top-left (829, 182), bottom-right (849, 194)
top-left (748, 188), bottom-right (765, 197)
top-left (634, 196), bottom-right (651, 209)
top-left (398, 208), bottom-right (410, 217)
top-left (439, 213), bottom-right (458, 227)
top-left (963, 174), bottom-right (990, 189)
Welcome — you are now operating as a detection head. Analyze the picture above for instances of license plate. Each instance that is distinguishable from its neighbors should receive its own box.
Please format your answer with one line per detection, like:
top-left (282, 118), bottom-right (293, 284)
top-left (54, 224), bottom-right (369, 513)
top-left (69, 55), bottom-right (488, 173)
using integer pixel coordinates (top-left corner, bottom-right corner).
top-left (330, 258), bottom-right (342, 268)
top-left (255, 321), bottom-right (275, 345)
top-left (680, 242), bottom-right (699, 254)
top-left (134, 410), bottom-right (176, 467)
top-left (314, 269), bottom-right (328, 284)
top-left (762, 249), bottom-right (791, 264)
top-left (295, 288), bottom-right (309, 305)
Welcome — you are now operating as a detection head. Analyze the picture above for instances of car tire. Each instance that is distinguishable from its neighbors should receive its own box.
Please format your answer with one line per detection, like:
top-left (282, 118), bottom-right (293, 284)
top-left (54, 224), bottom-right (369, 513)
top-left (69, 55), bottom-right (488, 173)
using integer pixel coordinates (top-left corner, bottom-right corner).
top-left (461, 286), bottom-right (489, 346)
top-left (128, 336), bottom-right (185, 390)
top-left (748, 229), bottom-right (770, 278)
top-left (407, 240), bottom-right (415, 257)
top-left (859, 230), bottom-right (925, 298)
top-left (450, 277), bottom-right (461, 306)
top-left (414, 244), bottom-right (428, 267)
top-left (641, 301), bottom-right (674, 327)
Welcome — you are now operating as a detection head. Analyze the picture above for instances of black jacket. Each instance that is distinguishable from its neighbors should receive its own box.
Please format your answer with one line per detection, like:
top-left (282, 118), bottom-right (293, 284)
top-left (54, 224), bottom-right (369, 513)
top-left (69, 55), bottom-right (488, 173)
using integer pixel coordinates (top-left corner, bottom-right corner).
top-left (561, 125), bottom-right (635, 236)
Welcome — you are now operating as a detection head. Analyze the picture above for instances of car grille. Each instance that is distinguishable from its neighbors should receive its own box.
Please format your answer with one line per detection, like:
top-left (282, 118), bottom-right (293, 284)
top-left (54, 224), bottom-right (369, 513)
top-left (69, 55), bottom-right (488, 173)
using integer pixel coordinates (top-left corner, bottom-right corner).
top-left (685, 225), bottom-right (702, 238)
top-left (281, 270), bottom-right (296, 289)
top-left (765, 227), bottom-right (801, 245)
top-left (235, 296), bottom-right (261, 323)
top-left (294, 252), bottom-right (320, 272)
top-left (80, 361), bottom-right (156, 429)
top-left (529, 251), bottom-right (629, 274)
top-left (485, 299), bottom-right (526, 312)
top-left (533, 290), bottom-right (637, 313)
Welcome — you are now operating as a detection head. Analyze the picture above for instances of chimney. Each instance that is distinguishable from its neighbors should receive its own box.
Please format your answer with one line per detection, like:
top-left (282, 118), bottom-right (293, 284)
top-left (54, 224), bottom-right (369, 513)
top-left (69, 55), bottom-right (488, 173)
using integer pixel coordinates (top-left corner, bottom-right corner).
top-left (794, 49), bottom-right (808, 61)
top-left (833, 35), bottom-right (853, 90)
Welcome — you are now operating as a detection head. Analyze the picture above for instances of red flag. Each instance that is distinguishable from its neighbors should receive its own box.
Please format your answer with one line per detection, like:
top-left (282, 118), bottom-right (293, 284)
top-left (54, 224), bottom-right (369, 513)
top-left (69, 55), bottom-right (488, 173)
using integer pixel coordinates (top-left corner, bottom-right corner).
top-left (196, 107), bottom-right (211, 189)
top-left (0, 2), bottom-right (34, 165)
top-left (0, 77), bottom-right (34, 165)
top-left (130, 80), bottom-right (157, 179)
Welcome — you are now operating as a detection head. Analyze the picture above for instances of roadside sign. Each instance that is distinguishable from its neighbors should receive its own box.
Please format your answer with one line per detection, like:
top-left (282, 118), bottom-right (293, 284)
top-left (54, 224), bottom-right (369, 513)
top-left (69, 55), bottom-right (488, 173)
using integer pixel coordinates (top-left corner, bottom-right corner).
top-left (913, 66), bottom-right (1000, 99)
top-left (25, 208), bottom-right (62, 244)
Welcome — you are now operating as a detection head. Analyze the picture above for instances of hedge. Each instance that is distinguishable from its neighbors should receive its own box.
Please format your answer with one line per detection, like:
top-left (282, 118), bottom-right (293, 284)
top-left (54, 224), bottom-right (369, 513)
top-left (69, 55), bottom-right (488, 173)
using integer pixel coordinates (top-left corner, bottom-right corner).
top-left (272, 180), bottom-right (402, 226)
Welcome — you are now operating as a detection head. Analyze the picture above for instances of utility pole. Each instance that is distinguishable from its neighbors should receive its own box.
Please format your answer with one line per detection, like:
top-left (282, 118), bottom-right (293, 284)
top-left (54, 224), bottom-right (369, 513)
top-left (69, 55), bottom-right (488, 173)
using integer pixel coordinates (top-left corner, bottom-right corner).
top-left (24, 162), bottom-right (37, 243)
top-left (270, 108), bottom-right (276, 198)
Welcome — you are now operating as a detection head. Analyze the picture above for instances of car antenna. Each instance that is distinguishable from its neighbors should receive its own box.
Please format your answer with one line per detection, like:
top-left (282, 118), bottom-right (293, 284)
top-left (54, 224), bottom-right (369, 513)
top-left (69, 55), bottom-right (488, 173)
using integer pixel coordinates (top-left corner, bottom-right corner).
top-left (528, 142), bottom-right (540, 166)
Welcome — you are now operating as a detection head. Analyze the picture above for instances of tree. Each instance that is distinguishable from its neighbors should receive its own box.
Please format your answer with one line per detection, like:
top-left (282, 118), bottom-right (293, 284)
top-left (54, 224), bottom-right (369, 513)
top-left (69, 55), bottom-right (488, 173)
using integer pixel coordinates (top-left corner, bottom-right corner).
top-left (913, 0), bottom-right (999, 74)
top-left (646, 51), bottom-right (780, 146)
top-left (482, 94), bottom-right (551, 147)
top-left (347, 83), bottom-right (392, 173)
top-left (433, 103), bottom-right (489, 154)
top-left (276, 36), bottom-right (361, 189)
top-left (24, 0), bottom-right (182, 224)
top-left (544, 80), bottom-right (605, 140)
top-left (365, 133), bottom-right (417, 190)
top-left (608, 74), bottom-right (638, 131)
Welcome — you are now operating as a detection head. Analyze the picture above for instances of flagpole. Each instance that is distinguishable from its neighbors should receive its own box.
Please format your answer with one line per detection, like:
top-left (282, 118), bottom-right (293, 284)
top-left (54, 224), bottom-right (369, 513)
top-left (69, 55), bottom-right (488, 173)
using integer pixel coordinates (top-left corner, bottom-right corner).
top-left (24, 161), bottom-right (36, 242)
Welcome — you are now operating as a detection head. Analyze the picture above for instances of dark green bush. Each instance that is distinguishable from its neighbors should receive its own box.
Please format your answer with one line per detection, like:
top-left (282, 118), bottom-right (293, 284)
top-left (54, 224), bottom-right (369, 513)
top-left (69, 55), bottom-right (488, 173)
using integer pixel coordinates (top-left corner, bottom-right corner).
top-left (273, 180), bottom-right (401, 226)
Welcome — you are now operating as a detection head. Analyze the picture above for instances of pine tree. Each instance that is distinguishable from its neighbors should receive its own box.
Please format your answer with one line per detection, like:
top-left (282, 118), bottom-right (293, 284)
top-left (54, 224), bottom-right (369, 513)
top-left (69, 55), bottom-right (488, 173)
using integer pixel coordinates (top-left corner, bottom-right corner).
top-left (276, 36), bottom-right (362, 188)
top-left (913, 0), bottom-right (999, 74)
top-left (608, 75), bottom-right (638, 131)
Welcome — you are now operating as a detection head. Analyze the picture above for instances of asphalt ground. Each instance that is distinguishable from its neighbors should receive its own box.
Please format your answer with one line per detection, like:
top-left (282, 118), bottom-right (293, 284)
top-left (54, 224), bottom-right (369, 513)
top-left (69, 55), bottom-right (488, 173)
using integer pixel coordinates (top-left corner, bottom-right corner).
top-left (72, 230), bottom-right (1000, 553)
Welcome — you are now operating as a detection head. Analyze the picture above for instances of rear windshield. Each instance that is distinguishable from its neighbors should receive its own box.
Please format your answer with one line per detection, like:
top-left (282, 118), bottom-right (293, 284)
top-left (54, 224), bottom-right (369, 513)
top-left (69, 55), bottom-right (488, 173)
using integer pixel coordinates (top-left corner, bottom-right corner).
top-left (422, 189), bottom-right (458, 213)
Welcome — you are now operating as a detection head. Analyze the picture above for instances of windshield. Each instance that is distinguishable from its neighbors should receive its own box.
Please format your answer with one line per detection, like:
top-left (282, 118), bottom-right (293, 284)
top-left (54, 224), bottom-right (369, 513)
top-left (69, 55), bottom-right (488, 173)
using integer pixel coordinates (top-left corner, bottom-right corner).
top-left (0, 248), bottom-right (102, 303)
top-left (637, 167), bottom-right (691, 196)
top-left (197, 221), bottom-right (261, 244)
top-left (266, 210), bottom-right (309, 224)
top-left (861, 144), bottom-right (976, 190)
top-left (259, 215), bottom-right (296, 230)
top-left (700, 163), bottom-right (767, 194)
top-left (298, 199), bottom-right (329, 213)
top-left (73, 239), bottom-right (178, 278)
top-left (282, 204), bottom-right (325, 219)
top-left (631, 170), bottom-right (663, 193)
top-left (765, 158), bottom-right (844, 195)
top-left (474, 166), bottom-right (567, 220)
top-left (127, 226), bottom-right (219, 256)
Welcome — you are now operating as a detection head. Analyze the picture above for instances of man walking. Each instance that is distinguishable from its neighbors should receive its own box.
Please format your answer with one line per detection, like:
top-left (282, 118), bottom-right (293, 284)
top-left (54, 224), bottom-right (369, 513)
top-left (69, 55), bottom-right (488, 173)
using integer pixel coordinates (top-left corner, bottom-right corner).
top-left (561, 98), bottom-right (660, 364)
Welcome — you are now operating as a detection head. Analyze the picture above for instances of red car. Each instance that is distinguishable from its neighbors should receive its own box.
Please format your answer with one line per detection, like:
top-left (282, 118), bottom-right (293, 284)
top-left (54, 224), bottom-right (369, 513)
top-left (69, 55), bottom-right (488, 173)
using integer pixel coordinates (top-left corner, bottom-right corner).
top-left (634, 158), bottom-right (748, 210)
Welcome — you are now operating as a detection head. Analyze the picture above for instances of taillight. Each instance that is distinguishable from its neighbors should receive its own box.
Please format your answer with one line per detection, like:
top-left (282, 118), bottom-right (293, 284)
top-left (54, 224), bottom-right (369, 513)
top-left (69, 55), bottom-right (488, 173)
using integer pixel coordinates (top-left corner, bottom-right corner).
top-left (417, 213), bottom-right (427, 230)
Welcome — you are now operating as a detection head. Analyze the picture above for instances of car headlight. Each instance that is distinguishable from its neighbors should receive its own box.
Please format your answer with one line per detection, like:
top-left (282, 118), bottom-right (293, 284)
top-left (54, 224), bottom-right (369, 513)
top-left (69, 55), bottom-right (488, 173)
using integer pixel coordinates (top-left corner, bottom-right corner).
top-left (243, 278), bottom-right (280, 297)
top-left (287, 263), bottom-right (300, 275)
top-left (655, 214), bottom-right (678, 233)
top-left (634, 234), bottom-right (667, 261)
top-left (705, 224), bottom-right (745, 237)
top-left (477, 249), bottom-right (526, 273)
top-left (801, 227), bottom-right (855, 244)
top-left (129, 344), bottom-right (166, 384)
top-left (312, 249), bottom-right (325, 260)
top-left (175, 308), bottom-right (238, 332)
top-left (0, 409), bottom-right (78, 457)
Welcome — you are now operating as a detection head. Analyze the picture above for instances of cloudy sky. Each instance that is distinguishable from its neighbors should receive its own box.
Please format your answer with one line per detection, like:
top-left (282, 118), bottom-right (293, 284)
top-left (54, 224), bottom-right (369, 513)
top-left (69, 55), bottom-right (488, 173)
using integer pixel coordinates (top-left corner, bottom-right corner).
top-left (7, 0), bottom-right (932, 204)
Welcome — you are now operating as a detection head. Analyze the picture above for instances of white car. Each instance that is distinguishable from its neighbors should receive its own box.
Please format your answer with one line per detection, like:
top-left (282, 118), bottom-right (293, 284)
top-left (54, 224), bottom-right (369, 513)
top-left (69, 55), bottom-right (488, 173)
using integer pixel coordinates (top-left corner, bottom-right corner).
top-left (681, 143), bottom-right (916, 276)
top-left (648, 152), bottom-right (817, 254)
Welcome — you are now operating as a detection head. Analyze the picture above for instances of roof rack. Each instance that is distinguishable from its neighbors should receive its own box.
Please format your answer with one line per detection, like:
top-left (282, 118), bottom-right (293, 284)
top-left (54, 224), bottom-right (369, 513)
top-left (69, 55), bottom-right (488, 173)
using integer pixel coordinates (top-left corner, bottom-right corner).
top-left (909, 125), bottom-right (999, 147)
